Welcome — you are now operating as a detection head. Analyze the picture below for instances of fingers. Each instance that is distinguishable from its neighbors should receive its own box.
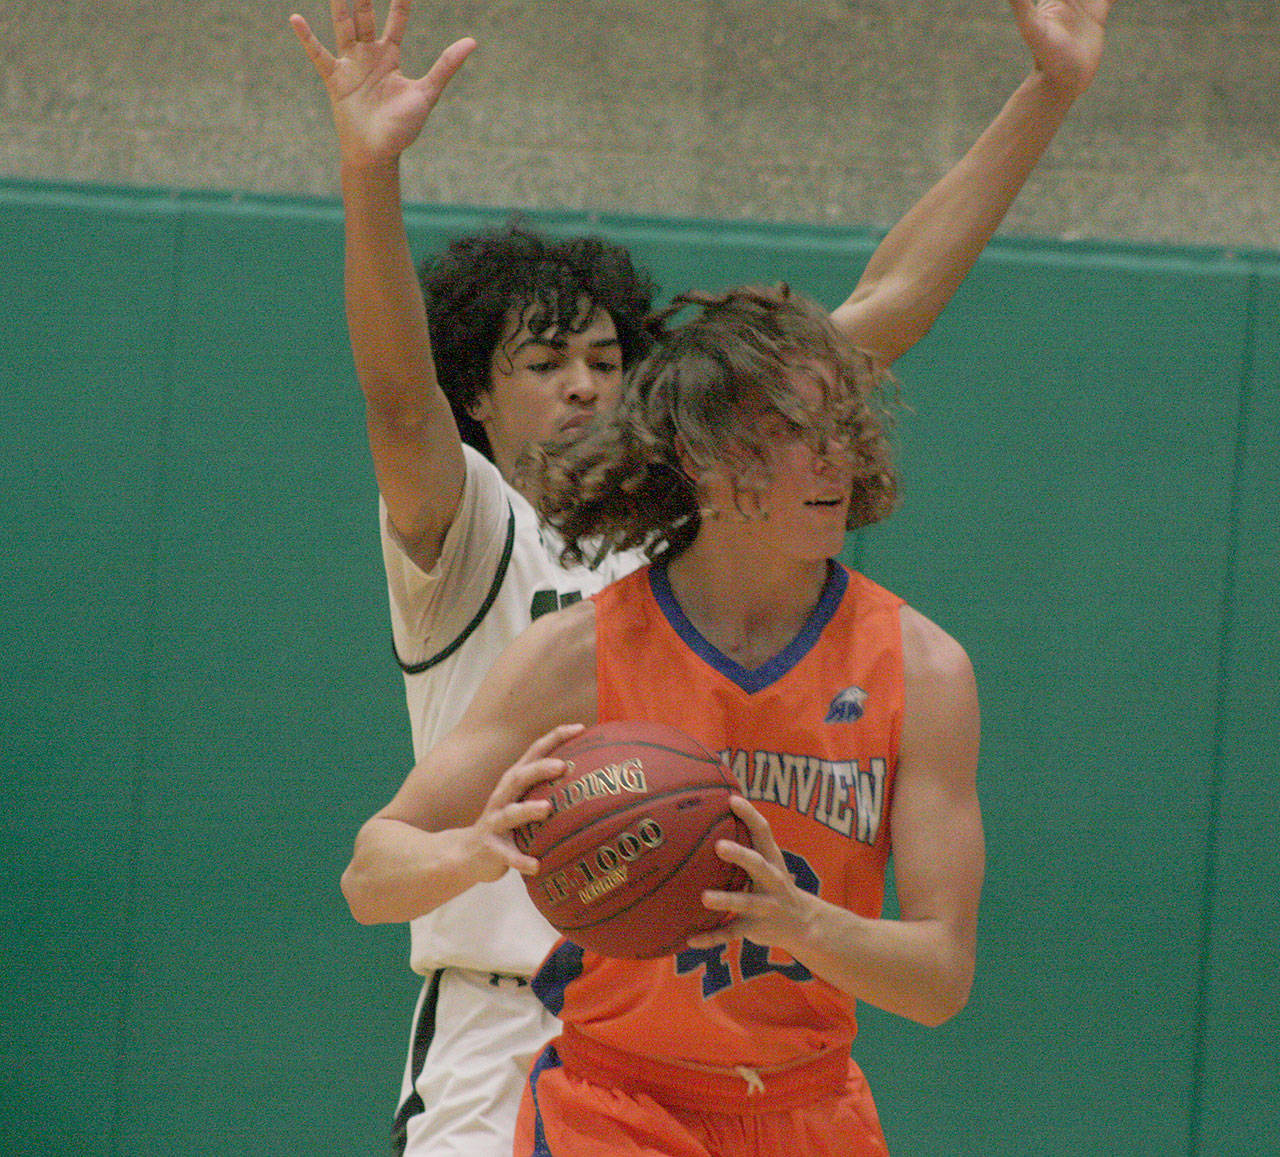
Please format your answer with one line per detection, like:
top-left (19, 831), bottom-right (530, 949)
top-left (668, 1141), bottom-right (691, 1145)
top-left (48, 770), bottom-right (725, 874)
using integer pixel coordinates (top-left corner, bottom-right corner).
top-left (326, 0), bottom-right (378, 50)
top-left (491, 840), bottom-right (541, 876)
top-left (329, 0), bottom-right (355, 52)
top-left (480, 722), bottom-right (583, 872)
top-left (485, 797), bottom-right (554, 870)
top-left (710, 838), bottom-right (783, 897)
top-left (383, 0), bottom-right (411, 45)
top-left (481, 759), bottom-right (561, 875)
top-left (473, 812), bottom-right (544, 875)
top-left (701, 796), bottom-right (793, 902)
top-left (418, 36), bottom-right (479, 103)
top-left (488, 723), bottom-right (584, 810)
top-left (728, 795), bottom-right (780, 860)
top-left (685, 884), bottom-right (763, 948)
top-left (351, 0), bottom-right (378, 42)
top-left (493, 754), bottom-right (567, 808)
top-left (1004, 0), bottom-right (1041, 45)
top-left (288, 15), bottom-right (336, 76)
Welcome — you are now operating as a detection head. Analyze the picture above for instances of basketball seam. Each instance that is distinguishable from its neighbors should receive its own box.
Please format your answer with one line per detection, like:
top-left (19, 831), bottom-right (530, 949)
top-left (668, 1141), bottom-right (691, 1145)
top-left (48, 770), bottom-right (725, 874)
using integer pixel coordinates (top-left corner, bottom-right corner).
top-left (564, 738), bottom-right (720, 765)
top-left (525, 783), bottom-right (732, 862)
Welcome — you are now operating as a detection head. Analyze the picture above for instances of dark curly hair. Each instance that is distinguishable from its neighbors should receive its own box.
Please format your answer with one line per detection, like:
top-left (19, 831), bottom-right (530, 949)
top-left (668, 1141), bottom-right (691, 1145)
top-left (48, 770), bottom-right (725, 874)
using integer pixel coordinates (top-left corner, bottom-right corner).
top-left (536, 285), bottom-right (899, 564)
top-left (419, 220), bottom-right (658, 459)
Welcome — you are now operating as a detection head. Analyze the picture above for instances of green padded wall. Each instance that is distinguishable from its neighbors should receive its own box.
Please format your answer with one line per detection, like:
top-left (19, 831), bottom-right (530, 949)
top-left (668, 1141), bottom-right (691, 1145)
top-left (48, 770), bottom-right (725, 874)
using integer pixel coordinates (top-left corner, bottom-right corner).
top-left (2, 181), bottom-right (1276, 1156)
top-left (1, 186), bottom-right (418, 1155)
top-left (3, 189), bottom-right (179, 1153)
top-left (1195, 262), bottom-right (1280, 1154)
top-left (853, 248), bottom-right (1251, 1154)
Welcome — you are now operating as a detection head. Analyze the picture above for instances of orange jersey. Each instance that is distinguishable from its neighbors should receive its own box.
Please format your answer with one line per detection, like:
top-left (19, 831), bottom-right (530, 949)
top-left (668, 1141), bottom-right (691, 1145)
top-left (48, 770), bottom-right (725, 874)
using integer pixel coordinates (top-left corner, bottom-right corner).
top-left (532, 560), bottom-right (904, 1070)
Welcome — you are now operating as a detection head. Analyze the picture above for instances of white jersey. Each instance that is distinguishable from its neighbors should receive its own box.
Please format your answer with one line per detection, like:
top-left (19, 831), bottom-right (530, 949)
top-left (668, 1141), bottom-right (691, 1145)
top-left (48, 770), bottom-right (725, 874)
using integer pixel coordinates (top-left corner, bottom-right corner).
top-left (381, 444), bottom-right (643, 976)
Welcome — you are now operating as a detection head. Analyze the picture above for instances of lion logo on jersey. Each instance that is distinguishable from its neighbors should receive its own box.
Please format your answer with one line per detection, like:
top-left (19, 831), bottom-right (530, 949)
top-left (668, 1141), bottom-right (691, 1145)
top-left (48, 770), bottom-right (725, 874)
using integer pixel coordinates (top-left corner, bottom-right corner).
top-left (824, 686), bottom-right (868, 723)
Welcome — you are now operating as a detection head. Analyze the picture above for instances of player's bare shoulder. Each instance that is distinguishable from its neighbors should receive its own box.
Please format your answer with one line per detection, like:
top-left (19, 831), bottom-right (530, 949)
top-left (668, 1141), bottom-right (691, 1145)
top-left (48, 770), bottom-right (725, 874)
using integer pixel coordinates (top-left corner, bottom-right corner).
top-left (895, 603), bottom-right (980, 792)
top-left (477, 596), bottom-right (600, 730)
top-left (898, 603), bottom-right (979, 736)
top-left (528, 595), bottom-right (599, 686)
top-left (899, 604), bottom-right (975, 694)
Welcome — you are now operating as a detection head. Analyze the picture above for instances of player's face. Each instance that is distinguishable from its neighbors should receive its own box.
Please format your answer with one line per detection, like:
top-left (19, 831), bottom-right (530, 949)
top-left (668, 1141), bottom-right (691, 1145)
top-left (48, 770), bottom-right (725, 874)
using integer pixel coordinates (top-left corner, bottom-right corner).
top-left (718, 367), bottom-right (855, 561)
top-left (472, 303), bottom-right (624, 484)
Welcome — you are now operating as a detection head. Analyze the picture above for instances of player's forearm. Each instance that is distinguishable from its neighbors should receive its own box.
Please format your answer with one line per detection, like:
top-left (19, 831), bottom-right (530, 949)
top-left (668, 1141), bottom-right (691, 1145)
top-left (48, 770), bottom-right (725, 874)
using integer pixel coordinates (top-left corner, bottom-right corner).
top-left (791, 900), bottom-right (976, 1027)
top-left (341, 816), bottom-right (491, 925)
top-left (834, 70), bottom-right (1076, 367)
top-left (341, 160), bottom-right (439, 414)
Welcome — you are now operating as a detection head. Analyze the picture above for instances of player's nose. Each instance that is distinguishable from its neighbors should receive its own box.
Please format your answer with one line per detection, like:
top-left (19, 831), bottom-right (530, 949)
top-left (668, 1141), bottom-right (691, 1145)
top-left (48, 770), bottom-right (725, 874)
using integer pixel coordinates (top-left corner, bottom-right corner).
top-left (811, 433), bottom-right (850, 472)
top-left (562, 359), bottom-right (597, 403)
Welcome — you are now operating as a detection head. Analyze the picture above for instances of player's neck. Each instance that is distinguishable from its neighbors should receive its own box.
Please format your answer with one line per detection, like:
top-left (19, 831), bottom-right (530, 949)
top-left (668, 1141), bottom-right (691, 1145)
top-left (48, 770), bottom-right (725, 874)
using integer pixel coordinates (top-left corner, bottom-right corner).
top-left (496, 446), bottom-right (541, 507)
top-left (664, 543), bottom-right (829, 671)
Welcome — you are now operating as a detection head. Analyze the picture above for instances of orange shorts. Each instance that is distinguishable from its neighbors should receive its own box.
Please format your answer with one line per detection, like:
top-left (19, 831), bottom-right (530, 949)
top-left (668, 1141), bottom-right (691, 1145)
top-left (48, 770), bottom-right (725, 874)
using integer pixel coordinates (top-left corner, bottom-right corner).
top-left (514, 1027), bottom-right (889, 1157)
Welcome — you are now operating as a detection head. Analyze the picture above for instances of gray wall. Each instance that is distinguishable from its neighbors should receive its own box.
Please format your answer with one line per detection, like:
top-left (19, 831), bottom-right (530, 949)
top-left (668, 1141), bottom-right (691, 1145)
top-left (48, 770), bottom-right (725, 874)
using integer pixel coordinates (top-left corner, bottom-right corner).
top-left (2, 0), bottom-right (1278, 248)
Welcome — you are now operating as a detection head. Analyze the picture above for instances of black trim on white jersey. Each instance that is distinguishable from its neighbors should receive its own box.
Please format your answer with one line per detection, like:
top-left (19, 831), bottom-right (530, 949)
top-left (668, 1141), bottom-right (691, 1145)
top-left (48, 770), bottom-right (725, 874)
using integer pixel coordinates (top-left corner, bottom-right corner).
top-left (390, 969), bottom-right (443, 1156)
top-left (395, 504), bottom-right (517, 675)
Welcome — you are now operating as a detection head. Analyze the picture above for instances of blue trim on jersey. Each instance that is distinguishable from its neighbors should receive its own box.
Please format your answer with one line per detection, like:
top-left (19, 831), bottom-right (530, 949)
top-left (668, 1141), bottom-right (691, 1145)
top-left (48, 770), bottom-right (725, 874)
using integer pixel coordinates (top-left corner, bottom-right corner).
top-left (531, 940), bottom-right (585, 1017)
top-left (649, 559), bottom-right (849, 693)
top-left (526, 1044), bottom-right (563, 1157)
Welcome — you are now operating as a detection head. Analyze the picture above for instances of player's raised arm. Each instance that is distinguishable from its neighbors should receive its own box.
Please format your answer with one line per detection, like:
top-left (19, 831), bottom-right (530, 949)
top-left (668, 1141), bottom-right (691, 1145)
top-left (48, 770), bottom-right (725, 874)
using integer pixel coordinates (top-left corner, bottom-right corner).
top-left (832, 0), bottom-right (1114, 368)
top-left (291, 1), bottom-right (477, 569)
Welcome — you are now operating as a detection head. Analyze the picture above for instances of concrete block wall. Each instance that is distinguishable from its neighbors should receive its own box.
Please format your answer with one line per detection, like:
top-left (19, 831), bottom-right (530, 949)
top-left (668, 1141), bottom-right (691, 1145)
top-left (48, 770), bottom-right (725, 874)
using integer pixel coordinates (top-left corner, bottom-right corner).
top-left (1, 1), bottom-right (1278, 248)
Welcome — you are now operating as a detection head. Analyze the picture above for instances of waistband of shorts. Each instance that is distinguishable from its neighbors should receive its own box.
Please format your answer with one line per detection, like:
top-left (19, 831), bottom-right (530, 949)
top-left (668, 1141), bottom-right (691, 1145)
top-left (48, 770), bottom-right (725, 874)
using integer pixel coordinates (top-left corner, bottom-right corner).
top-left (556, 1024), bottom-right (850, 1113)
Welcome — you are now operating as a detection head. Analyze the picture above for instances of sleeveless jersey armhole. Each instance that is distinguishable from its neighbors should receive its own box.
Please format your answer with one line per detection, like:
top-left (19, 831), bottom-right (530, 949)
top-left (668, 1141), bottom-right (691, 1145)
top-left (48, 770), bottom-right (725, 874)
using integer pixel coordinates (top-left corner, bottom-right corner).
top-left (395, 504), bottom-right (517, 674)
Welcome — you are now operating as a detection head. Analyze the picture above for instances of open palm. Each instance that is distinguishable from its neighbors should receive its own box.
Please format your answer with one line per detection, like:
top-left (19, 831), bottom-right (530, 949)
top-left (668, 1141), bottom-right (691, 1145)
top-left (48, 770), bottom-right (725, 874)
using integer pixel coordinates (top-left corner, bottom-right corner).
top-left (290, 0), bottom-right (476, 167)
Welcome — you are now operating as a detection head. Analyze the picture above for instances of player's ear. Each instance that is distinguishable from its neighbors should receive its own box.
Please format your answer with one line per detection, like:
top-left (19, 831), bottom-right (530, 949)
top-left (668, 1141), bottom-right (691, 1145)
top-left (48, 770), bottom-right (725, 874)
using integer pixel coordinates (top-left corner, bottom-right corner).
top-left (467, 390), bottom-right (494, 424)
top-left (673, 435), bottom-right (702, 488)
top-left (676, 436), bottom-right (731, 523)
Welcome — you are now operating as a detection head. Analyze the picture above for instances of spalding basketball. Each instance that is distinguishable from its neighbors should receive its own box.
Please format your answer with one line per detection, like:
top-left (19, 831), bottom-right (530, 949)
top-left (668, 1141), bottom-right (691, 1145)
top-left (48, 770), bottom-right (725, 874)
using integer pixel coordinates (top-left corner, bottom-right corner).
top-left (515, 721), bottom-right (750, 958)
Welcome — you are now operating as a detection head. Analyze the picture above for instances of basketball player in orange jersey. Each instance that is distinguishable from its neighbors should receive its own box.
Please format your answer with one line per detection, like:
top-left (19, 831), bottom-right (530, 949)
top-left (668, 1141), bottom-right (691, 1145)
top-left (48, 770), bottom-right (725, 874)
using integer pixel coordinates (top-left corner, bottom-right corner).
top-left (295, 0), bottom-right (1113, 1150)
top-left (356, 284), bottom-right (982, 1155)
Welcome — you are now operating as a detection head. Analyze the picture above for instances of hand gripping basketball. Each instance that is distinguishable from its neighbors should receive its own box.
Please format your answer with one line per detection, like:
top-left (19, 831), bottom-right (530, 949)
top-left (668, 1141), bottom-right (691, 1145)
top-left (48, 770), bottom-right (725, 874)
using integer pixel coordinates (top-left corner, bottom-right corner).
top-left (470, 723), bottom-right (585, 883)
top-left (515, 721), bottom-right (751, 958)
top-left (685, 794), bottom-right (816, 956)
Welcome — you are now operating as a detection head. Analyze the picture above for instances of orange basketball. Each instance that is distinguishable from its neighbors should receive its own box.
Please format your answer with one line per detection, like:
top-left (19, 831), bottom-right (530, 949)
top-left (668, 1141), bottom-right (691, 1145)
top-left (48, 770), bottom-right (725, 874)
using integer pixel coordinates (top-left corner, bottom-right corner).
top-left (515, 721), bottom-right (750, 958)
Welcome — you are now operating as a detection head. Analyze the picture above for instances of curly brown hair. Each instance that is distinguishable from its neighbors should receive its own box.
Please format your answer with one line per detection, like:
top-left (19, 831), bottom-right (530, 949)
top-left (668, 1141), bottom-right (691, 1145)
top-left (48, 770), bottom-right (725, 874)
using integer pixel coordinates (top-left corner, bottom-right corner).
top-left (420, 220), bottom-right (657, 460)
top-left (535, 285), bottom-right (899, 564)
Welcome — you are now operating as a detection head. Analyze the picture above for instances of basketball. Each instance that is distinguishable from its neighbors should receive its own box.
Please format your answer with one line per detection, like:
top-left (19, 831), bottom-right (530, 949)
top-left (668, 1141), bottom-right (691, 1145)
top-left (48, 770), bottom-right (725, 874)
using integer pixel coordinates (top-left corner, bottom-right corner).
top-left (515, 721), bottom-right (750, 958)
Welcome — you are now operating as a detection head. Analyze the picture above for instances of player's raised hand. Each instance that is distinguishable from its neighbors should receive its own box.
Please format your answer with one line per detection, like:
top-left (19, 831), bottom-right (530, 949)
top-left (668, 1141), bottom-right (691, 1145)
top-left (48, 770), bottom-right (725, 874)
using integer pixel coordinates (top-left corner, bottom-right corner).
top-left (290, 0), bottom-right (476, 167)
top-left (687, 795), bottom-right (817, 955)
top-left (1008, 0), bottom-right (1113, 103)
